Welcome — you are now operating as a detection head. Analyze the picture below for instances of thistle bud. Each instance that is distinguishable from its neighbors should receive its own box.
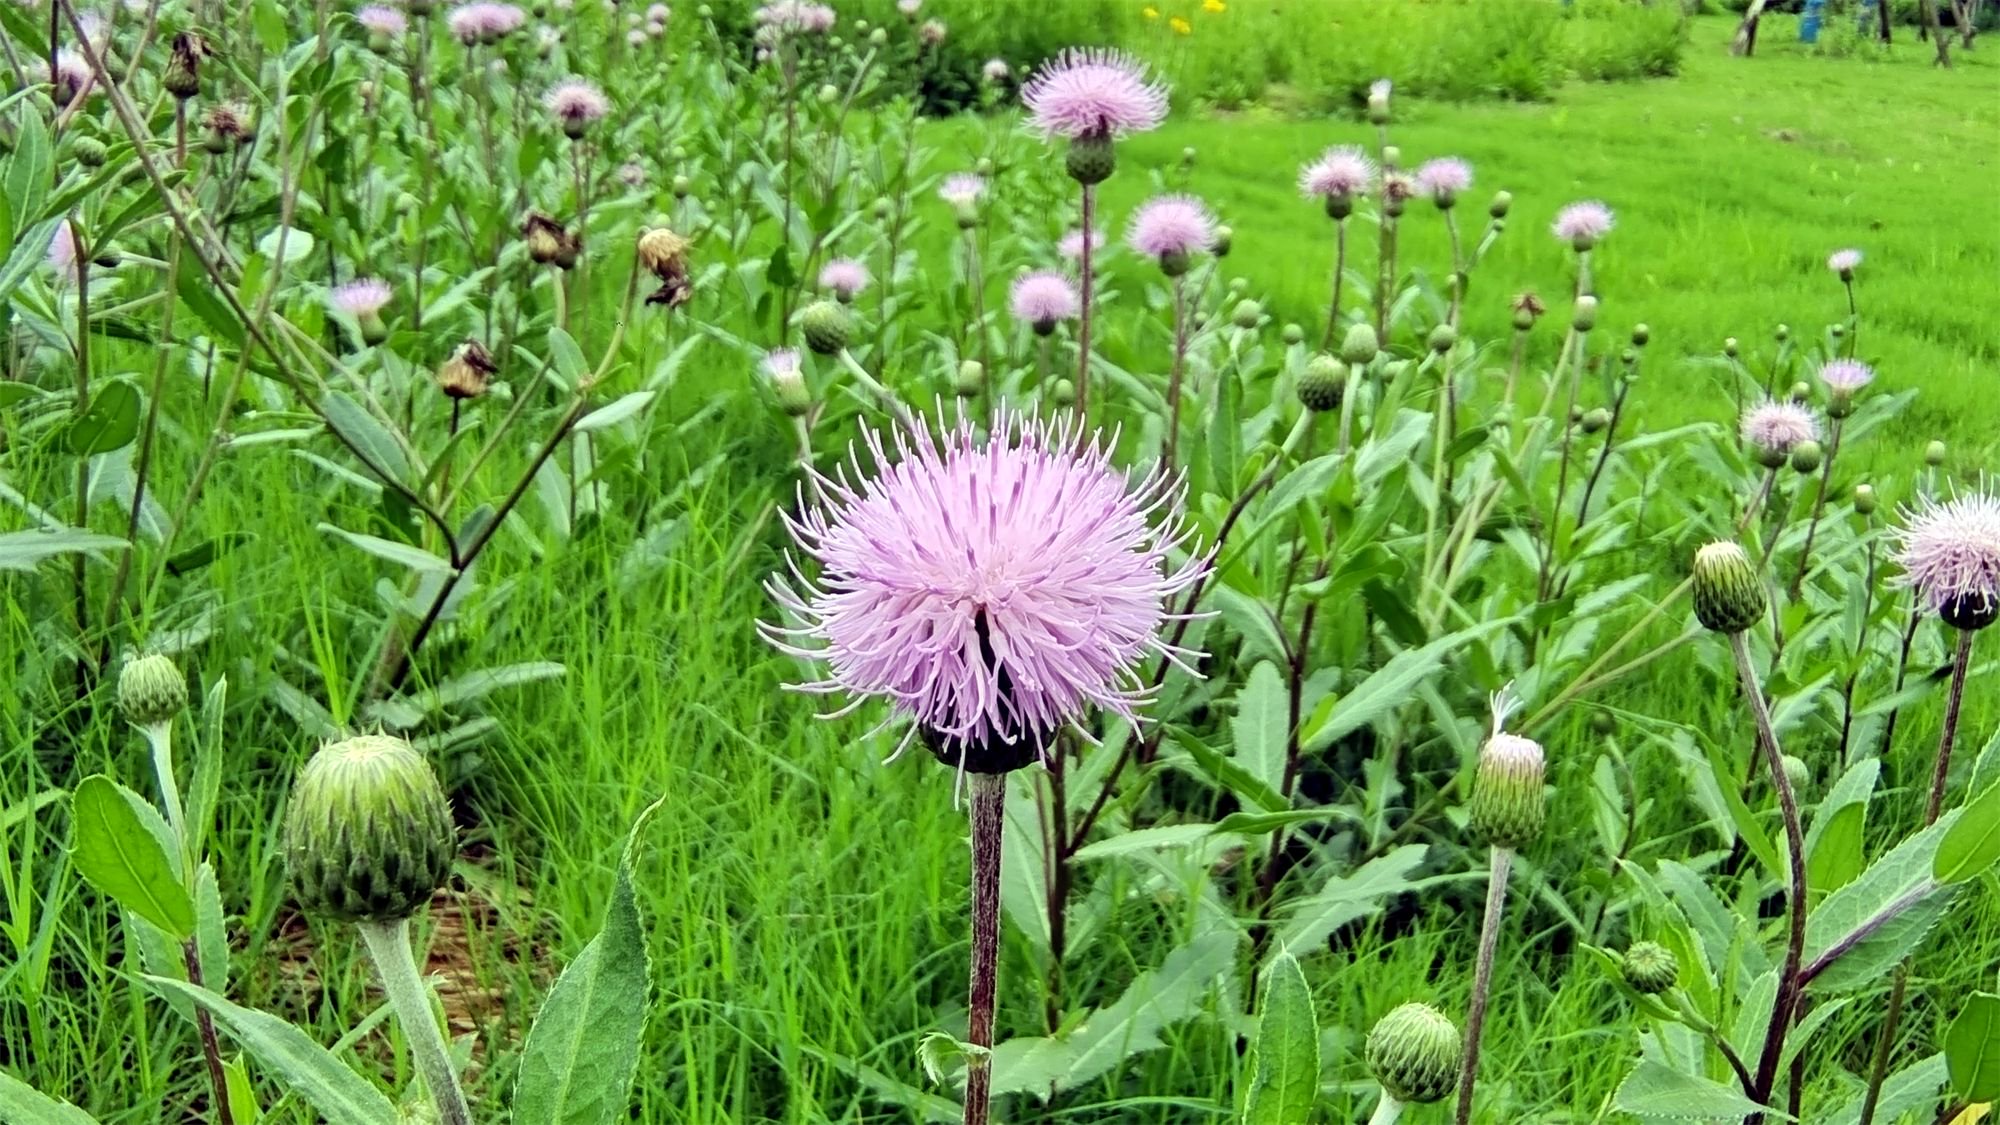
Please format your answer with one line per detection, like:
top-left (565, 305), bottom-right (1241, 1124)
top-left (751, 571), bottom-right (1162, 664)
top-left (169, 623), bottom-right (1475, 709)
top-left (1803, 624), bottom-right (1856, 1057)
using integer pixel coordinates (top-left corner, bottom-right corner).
top-left (1230, 299), bottom-right (1260, 330)
top-left (1830, 322), bottom-right (1846, 340)
top-left (436, 338), bottom-right (496, 399)
top-left (1925, 440), bottom-right (1947, 467)
top-left (1050, 378), bottom-right (1075, 408)
top-left (766, 351), bottom-right (811, 417)
top-left (1380, 144), bottom-right (1401, 169)
top-left (283, 735), bottom-right (457, 924)
top-left (1853, 483), bottom-right (1877, 516)
top-left (974, 157), bottom-right (994, 177)
top-left (1065, 135), bottom-right (1114, 186)
top-left (1366, 84), bottom-right (1392, 125)
top-left (118, 653), bottom-right (187, 728)
top-left (1180, 145), bottom-right (1196, 168)
top-left (1630, 323), bottom-right (1649, 348)
top-left (871, 198), bottom-right (892, 221)
top-left (1487, 190), bottom-right (1511, 219)
top-left (800, 300), bottom-right (851, 356)
top-left (1691, 541), bottom-right (1765, 635)
top-left (672, 174), bottom-right (691, 198)
top-left (1589, 710), bottom-right (1616, 736)
top-left (1469, 731), bottom-right (1545, 850)
top-left (1789, 381), bottom-right (1812, 405)
top-left (816, 83), bottom-right (838, 104)
top-left (1298, 354), bottom-right (1346, 413)
top-left (1212, 225), bottom-right (1233, 258)
top-left (1723, 337), bottom-right (1739, 359)
top-left (1511, 292), bottom-right (1545, 332)
top-left (955, 359), bottom-right (984, 398)
top-left (1365, 1003), bottom-right (1459, 1105)
top-left (1774, 323), bottom-right (1791, 343)
top-left (72, 136), bottom-right (108, 168)
top-left (1427, 324), bottom-right (1456, 354)
top-left (1340, 323), bottom-right (1379, 367)
top-left (1281, 323), bottom-right (1304, 346)
top-left (164, 32), bottom-right (208, 100)
top-left (1789, 439), bottom-right (1823, 475)
top-left (868, 26), bottom-right (887, 45)
top-left (1621, 942), bottom-right (1677, 995)
top-left (1580, 407), bottom-right (1611, 435)
top-left (1571, 295), bottom-right (1598, 333)
top-left (1782, 754), bottom-right (1811, 793)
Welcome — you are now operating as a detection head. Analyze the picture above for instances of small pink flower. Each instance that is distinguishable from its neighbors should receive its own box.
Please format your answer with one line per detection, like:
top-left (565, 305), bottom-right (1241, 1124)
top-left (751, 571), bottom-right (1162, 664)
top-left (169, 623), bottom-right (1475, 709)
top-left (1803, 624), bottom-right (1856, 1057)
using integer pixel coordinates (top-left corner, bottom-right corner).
top-left (1741, 400), bottom-right (1819, 455)
top-left (1414, 157), bottom-right (1472, 202)
top-left (358, 5), bottom-right (408, 36)
top-left (1552, 200), bottom-right (1614, 249)
top-left (1828, 248), bottom-right (1862, 277)
top-left (818, 259), bottom-right (871, 300)
top-left (1127, 195), bottom-right (1216, 263)
top-left (1021, 48), bottom-right (1169, 141)
top-left (1058, 228), bottom-right (1105, 261)
top-left (626, 27), bottom-right (646, 44)
top-left (330, 277), bottom-right (393, 316)
top-left (47, 221), bottom-right (78, 280)
top-left (1298, 145), bottom-right (1374, 201)
top-left (755, 0), bottom-right (834, 33)
top-left (938, 173), bottom-right (986, 207)
top-left (896, 0), bottom-right (921, 14)
top-left (982, 57), bottom-right (1010, 82)
top-left (1818, 358), bottom-right (1874, 394)
top-left (917, 19), bottom-right (946, 46)
top-left (447, 2), bottom-right (525, 44)
top-left (646, 2), bottom-right (669, 19)
top-left (1010, 270), bottom-right (1080, 329)
top-left (47, 49), bottom-right (95, 107)
top-left (543, 78), bottom-right (610, 132)
top-left (1892, 488), bottom-right (2000, 623)
top-left (764, 347), bottom-right (804, 388)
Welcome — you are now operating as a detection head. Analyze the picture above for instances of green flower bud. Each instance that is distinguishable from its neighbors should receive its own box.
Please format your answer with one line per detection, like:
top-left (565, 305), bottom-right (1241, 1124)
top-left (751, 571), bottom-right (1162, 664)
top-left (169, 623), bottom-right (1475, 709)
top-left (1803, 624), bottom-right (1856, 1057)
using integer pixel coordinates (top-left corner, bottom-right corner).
top-left (1469, 732), bottom-right (1545, 850)
top-left (1212, 225), bottom-right (1232, 258)
top-left (1427, 324), bottom-right (1456, 354)
top-left (283, 735), bottom-right (457, 924)
top-left (1691, 541), bottom-right (1766, 635)
top-left (1782, 754), bottom-right (1811, 793)
top-left (1571, 295), bottom-right (1598, 333)
top-left (1789, 381), bottom-right (1812, 405)
top-left (872, 197), bottom-right (892, 221)
top-left (118, 653), bottom-right (187, 728)
top-left (1180, 145), bottom-right (1196, 166)
top-left (672, 174), bottom-right (691, 199)
top-left (1723, 336), bottom-right (1740, 359)
top-left (1925, 440), bottom-right (1947, 467)
top-left (1340, 323), bottom-right (1379, 366)
top-left (1621, 942), bottom-right (1678, 995)
top-left (1569, 405), bottom-right (1585, 425)
top-left (1324, 192), bottom-right (1354, 222)
top-left (955, 359), bottom-right (984, 398)
top-left (799, 300), bottom-right (851, 356)
top-left (1789, 439), bottom-right (1823, 474)
top-left (1065, 135), bottom-right (1115, 186)
top-left (1774, 323), bottom-right (1790, 343)
top-left (1049, 378), bottom-right (1075, 408)
top-left (72, 136), bottom-right (108, 168)
top-left (1366, 1002), bottom-right (1460, 1105)
top-left (1580, 407), bottom-right (1611, 435)
top-left (1830, 322), bottom-right (1846, 340)
top-left (1630, 323), bottom-right (1649, 348)
top-left (1280, 323), bottom-right (1304, 347)
top-left (974, 157), bottom-right (994, 177)
top-left (1157, 249), bottom-right (1190, 278)
top-left (1853, 483), bottom-right (1876, 516)
top-left (1298, 353), bottom-right (1346, 413)
top-left (1230, 299), bottom-right (1261, 330)
top-left (1487, 190), bottom-right (1512, 219)
top-left (869, 27), bottom-right (888, 45)
top-left (1589, 710), bottom-right (1616, 736)
top-left (816, 83), bottom-right (839, 104)
top-left (1380, 145), bottom-right (1400, 169)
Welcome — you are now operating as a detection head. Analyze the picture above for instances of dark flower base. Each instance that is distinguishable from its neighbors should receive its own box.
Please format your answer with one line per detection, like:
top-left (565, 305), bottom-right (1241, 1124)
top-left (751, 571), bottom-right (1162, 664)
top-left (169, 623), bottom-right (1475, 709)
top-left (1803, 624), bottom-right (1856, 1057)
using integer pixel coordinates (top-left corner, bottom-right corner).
top-left (922, 726), bottom-right (1048, 775)
top-left (1941, 592), bottom-right (1997, 633)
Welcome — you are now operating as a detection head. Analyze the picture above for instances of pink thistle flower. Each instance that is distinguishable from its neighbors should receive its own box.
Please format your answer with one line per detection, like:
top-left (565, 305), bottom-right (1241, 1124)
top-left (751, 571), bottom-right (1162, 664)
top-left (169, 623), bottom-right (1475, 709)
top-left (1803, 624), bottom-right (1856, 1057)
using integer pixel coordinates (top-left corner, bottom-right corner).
top-left (938, 172), bottom-right (986, 207)
top-left (1058, 228), bottom-right (1105, 261)
top-left (1828, 248), bottom-right (1862, 278)
top-left (626, 27), bottom-right (647, 44)
top-left (1414, 156), bottom-right (1472, 205)
top-left (1817, 358), bottom-right (1874, 394)
top-left (47, 49), bottom-right (95, 107)
top-left (646, 2), bottom-right (669, 19)
top-left (1010, 270), bottom-right (1079, 331)
top-left (1021, 48), bottom-right (1169, 141)
top-left (543, 78), bottom-right (610, 136)
top-left (358, 5), bottom-right (408, 36)
top-left (1740, 400), bottom-right (1820, 456)
top-left (1552, 200), bottom-right (1614, 250)
top-left (1380, 171), bottom-right (1416, 206)
top-left (818, 259), bottom-right (871, 301)
top-left (983, 57), bottom-right (1010, 82)
top-left (1893, 487), bottom-right (2000, 627)
top-left (755, 0), bottom-right (834, 33)
top-left (447, 1), bottom-right (524, 44)
top-left (1127, 194), bottom-right (1216, 265)
top-left (46, 221), bottom-right (78, 280)
top-left (329, 277), bottom-right (393, 317)
top-left (918, 18), bottom-right (946, 46)
top-left (897, 0), bottom-right (921, 14)
top-left (1298, 145), bottom-right (1374, 201)
top-left (762, 410), bottom-right (1207, 773)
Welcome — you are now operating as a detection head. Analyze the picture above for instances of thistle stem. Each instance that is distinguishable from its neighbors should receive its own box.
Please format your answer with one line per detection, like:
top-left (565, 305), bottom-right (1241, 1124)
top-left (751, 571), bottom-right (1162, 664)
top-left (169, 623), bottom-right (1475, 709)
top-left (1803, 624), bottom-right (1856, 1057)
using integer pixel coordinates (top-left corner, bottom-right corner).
top-left (1732, 631), bottom-right (1807, 1118)
top-left (1925, 627), bottom-right (1976, 823)
top-left (1075, 182), bottom-right (1097, 418)
top-left (357, 919), bottom-right (470, 1125)
top-left (144, 722), bottom-right (189, 867)
top-left (1321, 219), bottom-right (1347, 353)
top-left (1453, 845), bottom-right (1513, 1125)
top-left (1786, 415), bottom-right (1844, 600)
top-left (963, 772), bottom-right (1006, 1125)
top-left (182, 940), bottom-right (236, 1125)
top-left (1367, 1094), bottom-right (1406, 1125)
top-left (1163, 273), bottom-right (1189, 467)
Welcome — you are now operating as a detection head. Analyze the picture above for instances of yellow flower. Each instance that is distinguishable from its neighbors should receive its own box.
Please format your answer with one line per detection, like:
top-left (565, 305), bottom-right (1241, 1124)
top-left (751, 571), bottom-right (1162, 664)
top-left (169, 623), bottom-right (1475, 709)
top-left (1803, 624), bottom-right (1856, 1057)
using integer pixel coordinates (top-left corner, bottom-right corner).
top-left (1170, 15), bottom-right (1190, 33)
top-left (1203, 0), bottom-right (1225, 11)
top-left (1142, 5), bottom-right (1158, 18)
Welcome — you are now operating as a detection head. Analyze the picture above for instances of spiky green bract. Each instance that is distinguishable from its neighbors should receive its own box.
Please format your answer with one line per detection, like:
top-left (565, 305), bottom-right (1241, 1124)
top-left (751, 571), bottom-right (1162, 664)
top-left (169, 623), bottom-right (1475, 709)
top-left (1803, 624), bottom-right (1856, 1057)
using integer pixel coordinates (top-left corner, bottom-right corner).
top-left (1366, 1002), bottom-right (1462, 1104)
top-left (1298, 354), bottom-right (1346, 413)
top-left (1340, 322), bottom-right (1380, 366)
top-left (118, 653), bottom-right (187, 728)
top-left (800, 301), bottom-right (852, 356)
top-left (1691, 540), bottom-right (1766, 635)
top-left (1621, 942), bottom-right (1678, 995)
top-left (1468, 732), bottom-right (1545, 850)
top-left (1065, 135), bottom-right (1115, 185)
top-left (283, 735), bottom-right (457, 924)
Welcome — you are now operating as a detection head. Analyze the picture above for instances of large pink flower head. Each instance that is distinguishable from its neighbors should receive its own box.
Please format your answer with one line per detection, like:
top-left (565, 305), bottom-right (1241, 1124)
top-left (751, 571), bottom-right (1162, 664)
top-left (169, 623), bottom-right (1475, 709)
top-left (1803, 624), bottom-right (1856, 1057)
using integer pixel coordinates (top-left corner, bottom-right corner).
top-left (1892, 488), bottom-right (2000, 629)
top-left (1817, 358), bottom-right (1874, 394)
top-left (1552, 200), bottom-right (1614, 250)
top-left (1828, 248), bottom-right (1862, 278)
top-left (1127, 194), bottom-right (1216, 272)
top-left (1010, 270), bottom-right (1079, 332)
top-left (1414, 157), bottom-right (1473, 207)
top-left (357, 5), bottom-right (408, 36)
top-left (1298, 145), bottom-right (1374, 203)
top-left (543, 78), bottom-right (609, 136)
top-left (1741, 400), bottom-right (1819, 460)
top-left (448, 1), bottom-right (524, 43)
top-left (1021, 48), bottom-right (1169, 141)
top-left (763, 410), bottom-right (1207, 777)
top-left (818, 259), bottom-right (870, 301)
top-left (330, 277), bottom-right (393, 316)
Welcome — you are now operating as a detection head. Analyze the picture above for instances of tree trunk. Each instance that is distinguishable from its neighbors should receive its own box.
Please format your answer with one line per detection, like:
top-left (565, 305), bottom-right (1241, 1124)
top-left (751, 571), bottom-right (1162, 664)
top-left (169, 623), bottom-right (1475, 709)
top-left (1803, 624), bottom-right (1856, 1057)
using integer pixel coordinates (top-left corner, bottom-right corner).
top-left (1732, 0), bottom-right (1770, 56)
top-left (1920, 0), bottom-right (1955, 64)
top-left (1878, 0), bottom-right (1894, 42)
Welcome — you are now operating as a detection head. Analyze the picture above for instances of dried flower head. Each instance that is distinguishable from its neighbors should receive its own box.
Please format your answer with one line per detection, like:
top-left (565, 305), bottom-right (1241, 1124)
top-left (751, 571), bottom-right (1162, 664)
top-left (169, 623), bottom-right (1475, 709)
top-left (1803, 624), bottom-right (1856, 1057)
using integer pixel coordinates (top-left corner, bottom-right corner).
top-left (522, 211), bottom-right (581, 269)
top-left (763, 410), bottom-right (1206, 778)
top-left (543, 78), bottom-right (610, 137)
top-left (1298, 144), bottom-right (1375, 202)
top-left (1892, 488), bottom-right (2000, 630)
top-left (918, 18), bottom-right (946, 46)
top-left (436, 339), bottom-right (496, 399)
top-left (982, 57), bottom-right (1010, 82)
top-left (201, 102), bottom-right (254, 146)
top-left (818, 259), bottom-right (871, 302)
top-left (1127, 194), bottom-right (1216, 272)
top-left (1009, 270), bottom-right (1080, 334)
top-left (1552, 200), bottom-right (1614, 250)
top-left (164, 31), bottom-right (209, 99)
top-left (637, 226), bottom-right (694, 307)
top-left (1020, 48), bottom-right (1169, 141)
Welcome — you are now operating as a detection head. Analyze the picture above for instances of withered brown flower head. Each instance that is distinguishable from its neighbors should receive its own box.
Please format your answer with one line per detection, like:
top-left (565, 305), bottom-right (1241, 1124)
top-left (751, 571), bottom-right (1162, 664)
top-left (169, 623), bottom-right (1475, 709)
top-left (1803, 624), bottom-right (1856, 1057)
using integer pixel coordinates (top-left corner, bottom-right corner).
top-left (637, 226), bottom-right (693, 309)
top-left (164, 32), bottom-right (210, 99)
top-left (437, 339), bottom-right (497, 400)
top-left (522, 212), bottom-right (580, 270)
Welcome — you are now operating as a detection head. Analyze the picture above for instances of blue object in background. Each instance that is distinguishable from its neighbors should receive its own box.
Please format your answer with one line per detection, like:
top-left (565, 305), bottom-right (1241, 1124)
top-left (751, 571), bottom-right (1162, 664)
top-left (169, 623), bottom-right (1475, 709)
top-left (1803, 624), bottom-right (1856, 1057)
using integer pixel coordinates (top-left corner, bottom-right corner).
top-left (1802, 0), bottom-right (1826, 43)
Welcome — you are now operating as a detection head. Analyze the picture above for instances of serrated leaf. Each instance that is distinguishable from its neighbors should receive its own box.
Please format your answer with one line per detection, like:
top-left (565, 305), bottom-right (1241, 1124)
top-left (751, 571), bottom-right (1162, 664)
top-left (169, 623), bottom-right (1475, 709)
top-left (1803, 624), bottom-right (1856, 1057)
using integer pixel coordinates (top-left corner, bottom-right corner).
top-left (1826, 1053), bottom-right (1947, 1125)
top-left (1058, 930), bottom-right (1237, 1089)
top-left (1243, 951), bottom-right (1318, 1125)
top-left (69, 776), bottom-right (194, 939)
top-left (1275, 845), bottom-right (1426, 952)
top-left (1299, 618), bottom-right (1512, 753)
top-left (1174, 727), bottom-right (1287, 813)
top-left (1937, 781), bottom-right (2000, 883)
top-left (1230, 661), bottom-right (1289, 796)
top-left (0, 1068), bottom-right (101, 1124)
top-left (1949, 994), bottom-right (2000, 1102)
top-left (1612, 1058), bottom-right (1773, 1120)
top-left (1071, 824), bottom-right (1216, 862)
top-left (144, 977), bottom-right (399, 1125)
top-left (256, 225), bottom-right (316, 265)
top-left (1804, 813), bottom-right (1959, 992)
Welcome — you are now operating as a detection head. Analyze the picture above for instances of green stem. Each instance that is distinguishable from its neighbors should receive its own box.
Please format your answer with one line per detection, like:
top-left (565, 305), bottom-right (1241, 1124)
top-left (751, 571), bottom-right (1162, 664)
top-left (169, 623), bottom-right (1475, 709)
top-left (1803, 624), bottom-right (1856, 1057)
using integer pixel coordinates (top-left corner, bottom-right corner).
top-left (1367, 1094), bottom-right (1406, 1125)
top-left (1453, 845), bottom-right (1513, 1125)
top-left (144, 722), bottom-right (188, 869)
top-left (357, 919), bottom-right (470, 1125)
top-left (1733, 631), bottom-right (1807, 1118)
top-left (963, 772), bottom-right (1005, 1125)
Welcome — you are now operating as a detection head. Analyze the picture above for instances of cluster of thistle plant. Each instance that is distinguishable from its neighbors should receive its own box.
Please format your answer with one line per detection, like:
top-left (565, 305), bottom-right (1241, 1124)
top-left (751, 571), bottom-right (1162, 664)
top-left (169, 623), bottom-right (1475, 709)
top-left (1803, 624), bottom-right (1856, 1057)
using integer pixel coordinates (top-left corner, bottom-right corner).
top-left (5, 0), bottom-right (1999, 1121)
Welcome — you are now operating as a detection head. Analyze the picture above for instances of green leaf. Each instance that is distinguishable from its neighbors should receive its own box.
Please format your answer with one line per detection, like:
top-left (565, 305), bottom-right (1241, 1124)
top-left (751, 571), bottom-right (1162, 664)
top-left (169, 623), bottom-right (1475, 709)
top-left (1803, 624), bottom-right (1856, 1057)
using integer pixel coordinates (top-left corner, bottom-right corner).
top-left (1613, 1058), bottom-right (1773, 1120)
top-left (1070, 824), bottom-right (1217, 862)
top-left (175, 265), bottom-right (247, 349)
top-left (1174, 727), bottom-right (1286, 814)
top-left (68, 776), bottom-right (194, 939)
top-left (1299, 617), bottom-right (1512, 753)
top-left (1937, 780), bottom-right (2000, 883)
top-left (0, 1067), bottom-right (102, 1125)
top-left (67, 378), bottom-right (141, 454)
top-left (4, 105), bottom-right (50, 228)
top-left (1805, 758), bottom-right (1877, 897)
top-left (144, 977), bottom-right (400, 1125)
top-left (255, 225), bottom-right (316, 265)
top-left (0, 528), bottom-right (128, 572)
top-left (547, 327), bottom-right (589, 391)
top-left (1947, 993), bottom-right (2000, 1102)
top-left (1243, 951), bottom-right (1319, 1125)
top-left (1803, 813), bottom-right (1959, 992)
top-left (574, 391), bottom-right (657, 433)
top-left (317, 523), bottom-right (454, 574)
top-left (1826, 1053), bottom-right (1946, 1125)
top-left (1275, 845), bottom-right (1427, 952)
top-left (1230, 661), bottom-right (1289, 797)
top-left (0, 217), bottom-right (62, 308)
top-left (319, 390), bottom-right (410, 485)
top-left (513, 803), bottom-right (656, 1125)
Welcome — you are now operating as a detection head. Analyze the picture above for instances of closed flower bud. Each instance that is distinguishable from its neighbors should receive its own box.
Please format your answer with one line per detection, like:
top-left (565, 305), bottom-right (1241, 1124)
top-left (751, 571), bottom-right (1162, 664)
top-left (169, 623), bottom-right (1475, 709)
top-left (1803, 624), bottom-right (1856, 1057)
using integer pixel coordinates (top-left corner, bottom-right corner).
top-left (1925, 440), bottom-right (1947, 467)
top-left (1589, 710), bottom-right (1616, 736)
top-left (974, 157), bottom-right (994, 177)
top-left (1340, 323), bottom-right (1379, 366)
top-left (1380, 144), bottom-right (1401, 169)
top-left (436, 338), bottom-right (496, 399)
top-left (1789, 381), bottom-right (1812, 405)
top-left (1571, 295), bottom-right (1598, 332)
top-left (1366, 1002), bottom-right (1460, 1104)
top-left (869, 26), bottom-right (887, 45)
top-left (1180, 145), bottom-right (1196, 167)
top-left (1774, 323), bottom-right (1790, 343)
top-left (72, 136), bottom-right (108, 168)
top-left (799, 300), bottom-right (851, 356)
top-left (955, 359), bottom-right (984, 398)
top-left (1789, 439), bottom-right (1823, 474)
top-left (1783, 753), bottom-right (1811, 793)
top-left (1724, 336), bottom-right (1740, 358)
top-left (672, 174), bottom-right (691, 198)
top-left (1281, 323), bottom-right (1304, 346)
top-left (1298, 354), bottom-right (1346, 413)
top-left (816, 83), bottom-right (838, 104)
top-left (1621, 942), bottom-right (1678, 995)
top-left (1853, 483), bottom-right (1877, 516)
top-left (1065, 134), bottom-right (1115, 186)
top-left (1428, 324), bottom-right (1456, 354)
top-left (283, 735), bottom-right (457, 924)
top-left (1212, 225), bottom-right (1232, 257)
top-left (1049, 377), bottom-right (1075, 408)
top-left (118, 653), bottom-right (187, 728)
top-left (1487, 190), bottom-right (1512, 219)
top-left (1580, 407), bottom-right (1611, 435)
top-left (1230, 299), bottom-right (1260, 330)
top-left (1511, 292), bottom-right (1545, 332)
top-left (1830, 322), bottom-right (1846, 340)
top-left (1692, 541), bottom-right (1766, 635)
top-left (871, 198), bottom-right (892, 221)
top-left (1470, 731), bottom-right (1545, 850)
top-left (1630, 323), bottom-right (1649, 347)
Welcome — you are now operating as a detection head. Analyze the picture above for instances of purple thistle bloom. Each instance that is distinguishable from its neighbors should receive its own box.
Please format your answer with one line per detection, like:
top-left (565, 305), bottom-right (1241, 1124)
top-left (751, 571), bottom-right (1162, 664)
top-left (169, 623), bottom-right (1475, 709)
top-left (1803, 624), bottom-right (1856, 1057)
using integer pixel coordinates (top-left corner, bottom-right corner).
top-left (1021, 48), bottom-right (1169, 141)
top-left (46, 221), bottom-right (77, 280)
top-left (938, 172), bottom-right (986, 207)
top-left (330, 278), bottom-right (393, 316)
top-left (1818, 358), bottom-right (1875, 394)
top-left (754, 0), bottom-right (834, 33)
top-left (763, 410), bottom-right (1206, 770)
top-left (1127, 194), bottom-right (1216, 261)
top-left (764, 346), bottom-right (805, 390)
top-left (1741, 400), bottom-right (1820, 455)
top-left (46, 49), bottom-right (95, 107)
top-left (1058, 228), bottom-right (1105, 261)
top-left (1552, 200), bottom-right (1614, 250)
top-left (897, 0), bottom-right (921, 14)
top-left (646, 2), bottom-right (669, 19)
top-left (358, 5), bottom-right (408, 35)
top-left (448, 1), bottom-right (525, 43)
top-left (818, 259), bottom-right (871, 300)
top-left (1892, 488), bottom-right (2000, 624)
top-left (1298, 145), bottom-right (1374, 201)
top-left (1827, 248), bottom-right (1862, 276)
top-left (1414, 156), bottom-right (1473, 202)
top-left (1010, 270), bottom-right (1080, 328)
top-left (543, 78), bottom-right (610, 129)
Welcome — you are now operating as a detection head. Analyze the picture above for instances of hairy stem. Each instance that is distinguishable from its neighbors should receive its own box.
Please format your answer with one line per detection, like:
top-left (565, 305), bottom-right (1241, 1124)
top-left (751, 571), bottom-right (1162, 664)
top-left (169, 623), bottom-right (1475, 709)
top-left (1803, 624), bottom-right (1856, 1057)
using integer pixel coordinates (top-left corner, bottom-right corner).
top-left (1163, 274), bottom-right (1189, 467)
top-left (963, 772), bottom-right (1006, 1125)
top-left (182, 941), bottom-right (236, 1125)
top-left (357, 919), bottom-right (470, 1125)
top-left (1733, 631), bottom-right (1808, 1117)
top-left (1453, 845), bottom-right (1513, 1125)
top-left (1367, 1094), bottom-right (1406, 1125)
top-left (1076, 182), bottom-right (1096, 418)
